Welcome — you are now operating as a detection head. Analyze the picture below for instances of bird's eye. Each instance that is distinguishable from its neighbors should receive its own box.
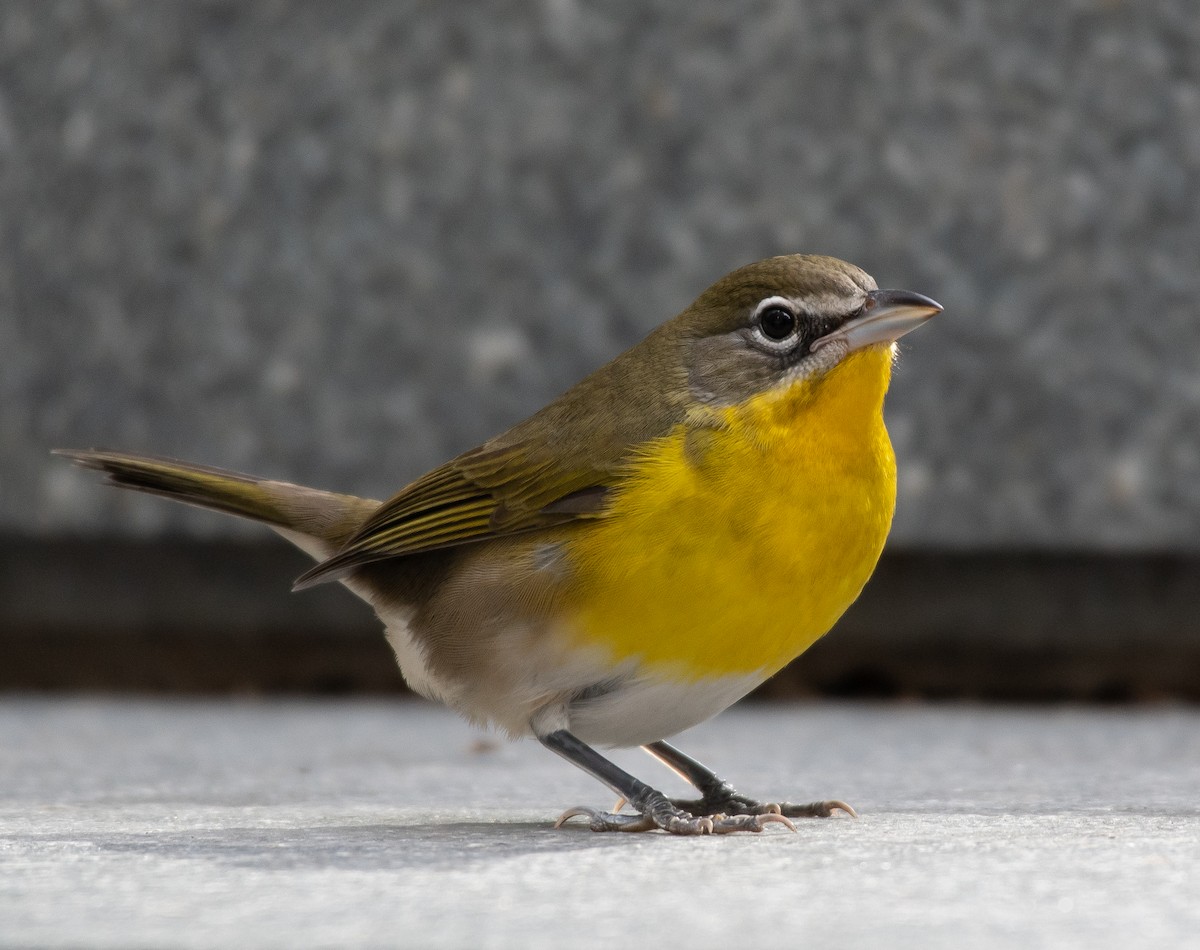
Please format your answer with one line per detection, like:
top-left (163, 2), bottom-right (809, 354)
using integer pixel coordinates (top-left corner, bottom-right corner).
top-left (759, 306), bottom-right (797, 341)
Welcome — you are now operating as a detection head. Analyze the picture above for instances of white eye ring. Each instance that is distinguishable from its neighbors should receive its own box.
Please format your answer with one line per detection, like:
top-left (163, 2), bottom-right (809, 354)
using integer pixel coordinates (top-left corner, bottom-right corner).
top-left (750, 296), bottom-right (801, 350)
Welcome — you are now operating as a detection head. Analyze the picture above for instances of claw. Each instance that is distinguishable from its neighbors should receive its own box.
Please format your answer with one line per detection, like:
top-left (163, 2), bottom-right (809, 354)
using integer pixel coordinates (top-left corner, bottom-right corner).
top-left (554, 806), bottom-right (596, 829)
top-left (761, 812), bottom-right (798, 832)
top-left (775, 799), bottom-right (858, 819)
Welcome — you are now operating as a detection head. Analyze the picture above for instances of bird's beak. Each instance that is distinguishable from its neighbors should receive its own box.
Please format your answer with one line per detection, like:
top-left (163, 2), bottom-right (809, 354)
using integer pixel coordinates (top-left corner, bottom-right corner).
top-left (812, 289), bottom-right (943, 352)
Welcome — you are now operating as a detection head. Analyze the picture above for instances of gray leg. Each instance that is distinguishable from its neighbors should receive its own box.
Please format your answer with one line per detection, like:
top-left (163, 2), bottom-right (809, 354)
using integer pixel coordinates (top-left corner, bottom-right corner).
top-left (539, 730), bottom-right (797, 835)
top-left (644, 740), bottom-right (857, 819)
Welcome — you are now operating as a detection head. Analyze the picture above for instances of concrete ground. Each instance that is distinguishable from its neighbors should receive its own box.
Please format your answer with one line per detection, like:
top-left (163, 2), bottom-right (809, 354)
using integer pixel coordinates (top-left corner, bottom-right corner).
top-left (1, 698), bottom-right (1198, 949)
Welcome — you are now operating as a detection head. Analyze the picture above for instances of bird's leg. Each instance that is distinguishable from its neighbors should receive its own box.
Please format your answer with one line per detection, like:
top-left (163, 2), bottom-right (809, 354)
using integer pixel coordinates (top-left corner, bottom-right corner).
top-left (643, 740), bottom-right (857, 819)
top-left (539, 730), bottom-right (796, 835)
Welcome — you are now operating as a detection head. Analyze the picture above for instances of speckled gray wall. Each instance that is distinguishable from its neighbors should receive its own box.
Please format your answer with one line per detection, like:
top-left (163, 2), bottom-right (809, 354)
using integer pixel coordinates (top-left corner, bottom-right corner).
top-left (7, 1), bottom-right (1199, 548)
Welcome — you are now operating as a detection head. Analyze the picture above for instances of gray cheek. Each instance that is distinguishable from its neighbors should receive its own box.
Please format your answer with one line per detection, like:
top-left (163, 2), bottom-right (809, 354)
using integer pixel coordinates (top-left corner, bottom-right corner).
top-left (685, 334), bottom-right (786, 407)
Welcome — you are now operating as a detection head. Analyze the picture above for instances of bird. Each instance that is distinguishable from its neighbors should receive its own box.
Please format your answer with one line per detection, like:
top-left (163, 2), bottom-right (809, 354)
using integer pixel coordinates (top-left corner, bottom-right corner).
top-left (58, 253), bottom-right (941, 835)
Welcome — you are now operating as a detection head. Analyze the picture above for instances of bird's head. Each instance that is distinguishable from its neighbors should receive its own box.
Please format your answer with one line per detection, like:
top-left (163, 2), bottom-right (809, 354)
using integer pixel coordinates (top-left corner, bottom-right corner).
top-left (675, 254), bottom-right (941, 407)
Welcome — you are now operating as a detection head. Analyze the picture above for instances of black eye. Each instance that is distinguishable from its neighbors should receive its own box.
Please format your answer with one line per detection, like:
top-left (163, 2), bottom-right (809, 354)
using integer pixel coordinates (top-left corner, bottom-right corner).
top-left (759, 306), bottom-right (797, 341)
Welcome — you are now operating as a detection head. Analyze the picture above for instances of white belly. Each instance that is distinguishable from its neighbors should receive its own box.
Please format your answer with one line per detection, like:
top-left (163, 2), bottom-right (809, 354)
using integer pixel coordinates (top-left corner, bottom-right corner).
top-left (566, 669), bottom-right (767, 748)
top-left (379, 605), bottom-right (764, 749)
top-left (277, 522), bottom-right (766, 749)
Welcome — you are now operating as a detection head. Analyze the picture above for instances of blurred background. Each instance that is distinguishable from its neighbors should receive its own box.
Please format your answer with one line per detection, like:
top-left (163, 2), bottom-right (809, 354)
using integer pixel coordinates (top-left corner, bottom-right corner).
top-left (4, 0), bottom-right (1199, 699)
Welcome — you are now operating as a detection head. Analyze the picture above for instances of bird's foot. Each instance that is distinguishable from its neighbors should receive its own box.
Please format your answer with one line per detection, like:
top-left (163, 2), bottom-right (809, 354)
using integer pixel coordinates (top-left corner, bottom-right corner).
top-left (555, 790), bottom-right (797, 835)
top-left (670, 781), bottom-right (857, 819)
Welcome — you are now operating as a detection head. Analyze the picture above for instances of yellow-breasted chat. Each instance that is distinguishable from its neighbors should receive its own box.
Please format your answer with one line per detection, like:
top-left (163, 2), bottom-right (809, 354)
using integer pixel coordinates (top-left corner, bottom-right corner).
top-left (58, 253), bottom-right (941, 835)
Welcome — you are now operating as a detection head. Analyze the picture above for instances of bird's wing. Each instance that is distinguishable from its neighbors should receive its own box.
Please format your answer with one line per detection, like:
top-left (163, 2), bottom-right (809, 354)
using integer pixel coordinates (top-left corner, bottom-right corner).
top-left (291, 440), bottom-right (620, 588)
top-left (293, 319), bottom-right (694, 589)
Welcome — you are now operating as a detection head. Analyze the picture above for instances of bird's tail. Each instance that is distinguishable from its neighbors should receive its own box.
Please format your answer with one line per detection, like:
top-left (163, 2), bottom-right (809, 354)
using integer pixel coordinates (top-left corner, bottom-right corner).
top-left (54, 449), bottom-right (380, 562)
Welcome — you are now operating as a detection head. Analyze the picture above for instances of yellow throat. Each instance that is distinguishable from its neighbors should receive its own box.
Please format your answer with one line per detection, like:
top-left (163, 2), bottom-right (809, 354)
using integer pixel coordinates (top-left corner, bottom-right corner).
top-left (564, 345), bottom-right (897, 680)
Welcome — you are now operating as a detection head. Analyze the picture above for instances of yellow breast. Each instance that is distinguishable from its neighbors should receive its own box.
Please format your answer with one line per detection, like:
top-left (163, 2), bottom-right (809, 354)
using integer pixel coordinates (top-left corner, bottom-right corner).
top-left (562, 346), bottom-right (898, 680)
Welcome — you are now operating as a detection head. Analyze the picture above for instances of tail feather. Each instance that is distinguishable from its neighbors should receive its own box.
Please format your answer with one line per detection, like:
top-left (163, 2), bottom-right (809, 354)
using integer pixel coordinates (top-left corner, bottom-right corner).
top-left (55, 449), bottom-right (380, 559)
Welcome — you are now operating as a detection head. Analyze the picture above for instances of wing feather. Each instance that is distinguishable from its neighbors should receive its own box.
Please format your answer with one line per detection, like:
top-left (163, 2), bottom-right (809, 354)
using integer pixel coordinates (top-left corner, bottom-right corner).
top-left (291, 441), bottom-right (616, 588)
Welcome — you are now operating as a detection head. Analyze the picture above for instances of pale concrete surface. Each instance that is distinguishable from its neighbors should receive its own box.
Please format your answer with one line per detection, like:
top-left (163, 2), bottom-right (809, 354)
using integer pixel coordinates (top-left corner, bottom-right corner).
top-left (1, 699), bottom-right (1198, 949)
